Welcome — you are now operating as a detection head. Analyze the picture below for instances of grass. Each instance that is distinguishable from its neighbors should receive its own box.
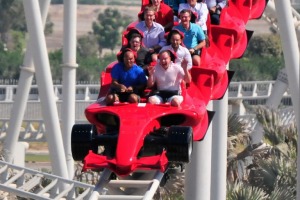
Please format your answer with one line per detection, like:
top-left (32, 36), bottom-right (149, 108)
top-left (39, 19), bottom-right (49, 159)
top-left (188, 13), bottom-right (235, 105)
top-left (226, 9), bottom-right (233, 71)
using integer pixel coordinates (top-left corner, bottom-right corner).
top-left (26, 142), bottom-right (50, 162)
top-left (26, 154), bottom-right (50, 162)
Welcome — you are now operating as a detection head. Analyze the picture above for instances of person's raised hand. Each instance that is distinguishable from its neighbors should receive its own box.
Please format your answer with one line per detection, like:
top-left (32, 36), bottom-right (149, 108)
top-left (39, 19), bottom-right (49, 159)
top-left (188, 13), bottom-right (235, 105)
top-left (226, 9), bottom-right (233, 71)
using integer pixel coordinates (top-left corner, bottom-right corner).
top-left (148, 65), bottom-right (155, 76)
top-left (181, 59), bottom-right (188, 70)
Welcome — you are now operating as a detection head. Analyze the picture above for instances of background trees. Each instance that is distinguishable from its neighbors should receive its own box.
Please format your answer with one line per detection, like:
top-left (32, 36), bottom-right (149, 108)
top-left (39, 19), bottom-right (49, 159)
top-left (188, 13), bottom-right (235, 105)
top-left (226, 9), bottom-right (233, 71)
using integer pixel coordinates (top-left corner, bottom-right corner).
top-left (230, 34), bottom-right (284, 81)
top-left (0, 1), bottom-right (285, 83)
top-left (92, 8), bottom-right (131, 54)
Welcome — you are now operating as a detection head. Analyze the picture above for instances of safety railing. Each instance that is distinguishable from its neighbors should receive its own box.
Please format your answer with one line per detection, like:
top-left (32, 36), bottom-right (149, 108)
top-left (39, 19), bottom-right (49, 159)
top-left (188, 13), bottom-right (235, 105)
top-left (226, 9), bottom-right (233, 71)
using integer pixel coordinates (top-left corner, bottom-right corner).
top-left (0, 81), bottom-right (291, 102)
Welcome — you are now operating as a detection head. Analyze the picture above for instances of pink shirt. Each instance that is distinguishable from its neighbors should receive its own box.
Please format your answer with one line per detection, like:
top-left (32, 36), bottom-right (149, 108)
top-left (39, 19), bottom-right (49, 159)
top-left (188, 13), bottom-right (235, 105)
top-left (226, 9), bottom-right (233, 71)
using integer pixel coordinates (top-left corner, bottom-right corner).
top-left (153, 62), bottom-right (185, 91)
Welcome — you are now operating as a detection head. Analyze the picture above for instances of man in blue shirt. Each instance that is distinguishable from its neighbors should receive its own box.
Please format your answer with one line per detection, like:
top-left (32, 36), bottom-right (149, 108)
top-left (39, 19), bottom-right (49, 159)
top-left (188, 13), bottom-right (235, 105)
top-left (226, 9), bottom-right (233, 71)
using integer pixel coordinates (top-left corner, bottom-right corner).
top-left (105, 49), bottom-right (147, 105)
top-left (174, 9), bottom-right (206, 66)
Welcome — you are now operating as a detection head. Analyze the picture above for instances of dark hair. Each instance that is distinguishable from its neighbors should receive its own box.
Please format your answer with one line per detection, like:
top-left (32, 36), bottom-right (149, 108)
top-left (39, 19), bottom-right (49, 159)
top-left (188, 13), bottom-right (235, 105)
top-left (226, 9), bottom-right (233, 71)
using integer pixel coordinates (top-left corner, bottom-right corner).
top-left (143, 5), bottom-right (157, 14)
top-left (166, 29), bottom-right (184, 45)
top-left (138, 5), bottom-right (156, 21)
top-left (117, 48), bottom-right (137, 62)
top-left (159, 49), bottom-right (177, 62)
top-left (179, 9), bottom-right (192, 16)
top-left (125, 28), bottom-right (144, 40)
top-left (179, 9), bottom-right (197, 23)
top-left (129, 33), bottom-right (142, 41)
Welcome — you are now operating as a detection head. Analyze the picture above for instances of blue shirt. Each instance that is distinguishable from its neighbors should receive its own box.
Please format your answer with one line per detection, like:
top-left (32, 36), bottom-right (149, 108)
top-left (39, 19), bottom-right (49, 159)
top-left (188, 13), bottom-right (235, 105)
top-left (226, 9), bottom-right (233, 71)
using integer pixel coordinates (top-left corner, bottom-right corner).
top-left (111, 62), bottom-right (147, 88)
top-left (135, 21), bottom-right (166, 48)
top-left (174, 23), bottom-right (206, 49)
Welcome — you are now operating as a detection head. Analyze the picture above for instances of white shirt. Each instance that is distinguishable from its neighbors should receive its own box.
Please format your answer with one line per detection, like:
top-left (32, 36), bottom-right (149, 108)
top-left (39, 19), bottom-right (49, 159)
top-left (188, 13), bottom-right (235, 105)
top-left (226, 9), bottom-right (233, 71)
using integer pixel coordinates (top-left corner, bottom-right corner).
top-left (178, 2), bottom-right (208, 31)
top-left (205, 0), bottom-right (227, 9)
top-left (160, 45), bottom-right (193, 70)
top-left (153, 62), bottom-right (185, 91)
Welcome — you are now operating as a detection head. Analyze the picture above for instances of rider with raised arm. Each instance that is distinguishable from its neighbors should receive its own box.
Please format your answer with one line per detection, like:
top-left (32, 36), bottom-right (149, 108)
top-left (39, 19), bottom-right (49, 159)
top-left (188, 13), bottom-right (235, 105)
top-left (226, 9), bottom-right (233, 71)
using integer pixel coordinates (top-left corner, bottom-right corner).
top-left (147, 50), bottom-right (191, 107)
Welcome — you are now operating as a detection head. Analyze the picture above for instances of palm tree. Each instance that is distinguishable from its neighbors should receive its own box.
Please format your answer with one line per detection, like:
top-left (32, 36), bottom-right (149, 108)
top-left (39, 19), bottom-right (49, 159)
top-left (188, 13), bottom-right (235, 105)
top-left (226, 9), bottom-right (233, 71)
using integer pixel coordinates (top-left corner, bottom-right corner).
top-left (227, 106), bottom-right (297, 199)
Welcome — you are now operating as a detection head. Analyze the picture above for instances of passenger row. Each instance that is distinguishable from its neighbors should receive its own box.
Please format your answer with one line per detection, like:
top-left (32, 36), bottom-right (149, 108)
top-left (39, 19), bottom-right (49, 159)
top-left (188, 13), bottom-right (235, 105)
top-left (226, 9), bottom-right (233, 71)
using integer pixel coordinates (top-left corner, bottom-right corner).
top-left (103, 0), bottom-right (227, 107)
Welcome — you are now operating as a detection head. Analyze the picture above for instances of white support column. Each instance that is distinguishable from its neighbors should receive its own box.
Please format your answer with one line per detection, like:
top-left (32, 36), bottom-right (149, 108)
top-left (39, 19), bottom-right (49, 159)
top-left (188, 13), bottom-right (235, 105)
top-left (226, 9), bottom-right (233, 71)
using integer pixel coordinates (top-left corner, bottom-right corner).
top-left (23, 0), bottom-right (68, 179)
top-left (211, 87), bottom-right (228, 200)
top-left (62, 0), bottom-right (78, 179)
top-left (251, 69), bottom-right (289, 144)
top-left (266, 69), bottom-right (289, 107)
top-left (185, 102), bottom-right (213, 200)
top-left (2, 0), bottom-right (50, 164)
top-left (274, 1), bottom-right (300, 200)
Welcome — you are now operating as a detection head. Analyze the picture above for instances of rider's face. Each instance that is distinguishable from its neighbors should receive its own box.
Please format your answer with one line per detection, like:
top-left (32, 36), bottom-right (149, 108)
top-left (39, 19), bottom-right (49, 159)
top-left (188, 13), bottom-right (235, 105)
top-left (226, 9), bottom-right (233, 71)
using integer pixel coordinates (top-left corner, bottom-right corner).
top-left (123, 51), bottom-right (135, 68)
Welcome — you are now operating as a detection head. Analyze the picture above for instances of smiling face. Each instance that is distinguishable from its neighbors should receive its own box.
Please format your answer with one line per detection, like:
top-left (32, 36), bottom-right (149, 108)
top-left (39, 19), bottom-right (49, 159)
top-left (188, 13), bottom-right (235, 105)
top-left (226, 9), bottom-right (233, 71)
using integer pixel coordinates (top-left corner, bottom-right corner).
top-left (144, 10), bottom-right (156, 26)
top-left (180, 11), bottom-right (191, 27)
top-left (129, 36), bottom-right (142, 51)
top-left (170, 33), bottom-right (182, 49)
top-left (123, 51), bottom-right (135, 69)
top-left (159, 51), bottom-right (171, 69)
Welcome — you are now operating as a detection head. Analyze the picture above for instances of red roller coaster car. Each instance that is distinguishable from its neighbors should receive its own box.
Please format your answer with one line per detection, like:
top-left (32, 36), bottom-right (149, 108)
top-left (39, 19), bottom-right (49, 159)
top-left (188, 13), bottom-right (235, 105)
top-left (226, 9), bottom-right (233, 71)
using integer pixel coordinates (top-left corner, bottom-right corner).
top-left (71, 0), bottom-right (267, 176)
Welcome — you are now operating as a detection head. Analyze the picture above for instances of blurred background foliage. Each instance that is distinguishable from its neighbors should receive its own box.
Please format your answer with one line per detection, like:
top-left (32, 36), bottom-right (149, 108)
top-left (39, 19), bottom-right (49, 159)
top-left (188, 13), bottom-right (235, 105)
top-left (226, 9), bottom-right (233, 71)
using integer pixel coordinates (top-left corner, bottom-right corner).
top-left (0, 0), bottom-right (284, 83)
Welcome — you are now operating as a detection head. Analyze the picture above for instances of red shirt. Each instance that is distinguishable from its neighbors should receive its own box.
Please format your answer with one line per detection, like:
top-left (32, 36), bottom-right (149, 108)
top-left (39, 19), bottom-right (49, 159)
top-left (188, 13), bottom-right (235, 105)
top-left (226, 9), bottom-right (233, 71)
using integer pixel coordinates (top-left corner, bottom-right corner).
top-left (141, 3), bottom-right (174, 30)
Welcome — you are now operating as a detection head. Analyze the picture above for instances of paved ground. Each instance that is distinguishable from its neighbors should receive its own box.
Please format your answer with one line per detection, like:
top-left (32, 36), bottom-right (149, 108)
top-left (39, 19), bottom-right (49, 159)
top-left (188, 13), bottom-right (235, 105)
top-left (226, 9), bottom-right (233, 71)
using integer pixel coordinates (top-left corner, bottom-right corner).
top-left (46, 4), bottom-right (140, 51)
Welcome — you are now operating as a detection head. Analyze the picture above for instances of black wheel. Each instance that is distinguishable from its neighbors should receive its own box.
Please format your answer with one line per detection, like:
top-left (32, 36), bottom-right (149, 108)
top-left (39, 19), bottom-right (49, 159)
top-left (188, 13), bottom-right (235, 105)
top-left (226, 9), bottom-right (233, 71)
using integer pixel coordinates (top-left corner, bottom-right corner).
top-left (167, 126), bottom-right (193, 163)
top-left (71, 124), bottom-right (98, 161)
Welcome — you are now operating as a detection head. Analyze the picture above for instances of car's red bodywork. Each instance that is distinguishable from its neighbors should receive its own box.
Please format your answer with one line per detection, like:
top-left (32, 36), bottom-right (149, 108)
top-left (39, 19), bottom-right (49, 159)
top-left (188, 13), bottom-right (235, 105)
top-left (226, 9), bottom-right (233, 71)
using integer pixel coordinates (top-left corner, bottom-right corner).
top-left (81, 0), bottom-right (267, 176)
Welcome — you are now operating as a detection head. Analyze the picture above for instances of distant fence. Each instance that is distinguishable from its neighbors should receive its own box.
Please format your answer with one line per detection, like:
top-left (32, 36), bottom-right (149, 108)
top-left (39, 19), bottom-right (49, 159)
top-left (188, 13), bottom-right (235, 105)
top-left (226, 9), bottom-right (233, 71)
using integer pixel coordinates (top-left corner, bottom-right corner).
top-left (0, 80), bottom-right (293, 120)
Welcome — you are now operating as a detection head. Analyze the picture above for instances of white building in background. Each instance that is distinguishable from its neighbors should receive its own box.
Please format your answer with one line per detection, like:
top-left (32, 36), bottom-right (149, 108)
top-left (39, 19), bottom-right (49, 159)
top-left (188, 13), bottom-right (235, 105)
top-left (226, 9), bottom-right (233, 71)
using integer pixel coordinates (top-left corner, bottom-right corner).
top-left (292, 0), bottom-right (300, 8)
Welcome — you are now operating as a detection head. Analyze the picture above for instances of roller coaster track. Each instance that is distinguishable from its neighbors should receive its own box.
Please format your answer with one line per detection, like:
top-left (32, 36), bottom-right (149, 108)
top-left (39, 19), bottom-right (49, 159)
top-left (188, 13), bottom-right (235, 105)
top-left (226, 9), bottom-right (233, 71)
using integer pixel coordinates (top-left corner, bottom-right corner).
top-left (0, 0), bottom-right (279, 199)
top-left (263, 0), bottom-right (300, 47)
top-left (0, 160), bottom-right (163, 200)
top-left (0, 160), bottom-right (94, 199)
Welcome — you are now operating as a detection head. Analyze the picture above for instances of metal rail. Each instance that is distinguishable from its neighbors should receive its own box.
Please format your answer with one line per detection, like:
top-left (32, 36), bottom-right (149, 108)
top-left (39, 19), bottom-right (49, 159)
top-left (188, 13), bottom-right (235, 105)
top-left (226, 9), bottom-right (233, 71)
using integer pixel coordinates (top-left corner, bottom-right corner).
top-left (0, 160), bottom-right (164, 200)
top-left (0, 81), bottom-right (291, 102)
top-left (89, 169), bottom-right (164, 200)
top-left (0, 160), bottom-right (94, 199)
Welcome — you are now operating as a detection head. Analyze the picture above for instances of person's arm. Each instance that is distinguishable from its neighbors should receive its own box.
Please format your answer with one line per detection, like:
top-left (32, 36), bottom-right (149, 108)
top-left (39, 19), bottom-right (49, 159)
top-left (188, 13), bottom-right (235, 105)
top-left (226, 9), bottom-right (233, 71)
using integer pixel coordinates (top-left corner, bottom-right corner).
top-left (183, 47), bottom-right (193, 69)
top-left (181, 61), bottom-right (192, 83)
top-left (111, 79), bottom-right (127, 92)
top-left (134, 71), bottom-right (148, 93)
top-left (193, 40), bottom-right (206, 52)
top-left (192, 26), bottom-right (206, 51)
top-left (157, 27), bottom-right (167, 50)
top-left (147, 65), bottom-right (156, 88)
top-left (110, 64), bottom-right (127, 92)
top-left (217, 0), bottom-right (227, 9)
